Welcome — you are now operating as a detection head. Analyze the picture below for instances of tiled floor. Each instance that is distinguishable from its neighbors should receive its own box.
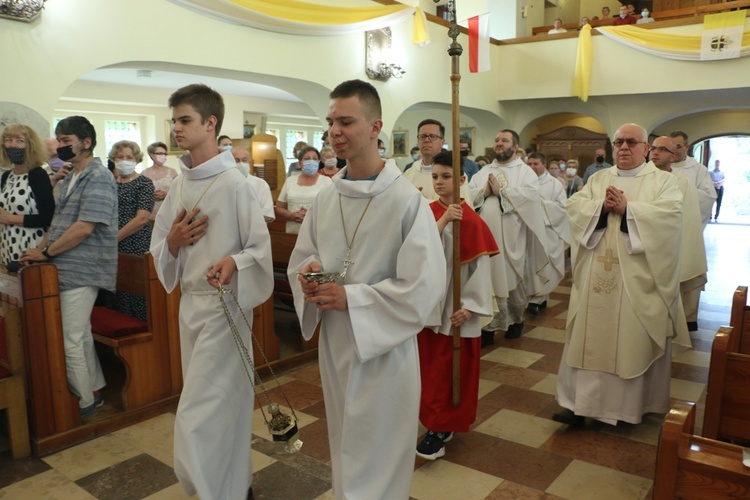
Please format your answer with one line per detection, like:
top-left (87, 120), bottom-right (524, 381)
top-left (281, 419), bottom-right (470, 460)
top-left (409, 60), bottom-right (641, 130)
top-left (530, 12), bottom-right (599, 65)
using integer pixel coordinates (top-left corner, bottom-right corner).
top-left (0, 222), bottom-right (746, 499)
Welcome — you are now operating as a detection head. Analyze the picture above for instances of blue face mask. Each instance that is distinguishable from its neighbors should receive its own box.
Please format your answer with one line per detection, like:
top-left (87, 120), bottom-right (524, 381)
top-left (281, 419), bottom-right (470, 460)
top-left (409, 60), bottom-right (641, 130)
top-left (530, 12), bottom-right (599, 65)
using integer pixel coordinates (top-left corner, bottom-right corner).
top-left (301, 159), bottom-right (319, 175)
top-left (48, 157), bottom-right (66, 171)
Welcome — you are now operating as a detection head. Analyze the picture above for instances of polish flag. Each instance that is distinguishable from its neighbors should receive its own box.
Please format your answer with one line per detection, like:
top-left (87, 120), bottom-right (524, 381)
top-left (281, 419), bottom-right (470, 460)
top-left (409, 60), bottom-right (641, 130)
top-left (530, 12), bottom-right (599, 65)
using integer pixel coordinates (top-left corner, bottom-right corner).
top-left (468, 14), bottom-right (490, 73)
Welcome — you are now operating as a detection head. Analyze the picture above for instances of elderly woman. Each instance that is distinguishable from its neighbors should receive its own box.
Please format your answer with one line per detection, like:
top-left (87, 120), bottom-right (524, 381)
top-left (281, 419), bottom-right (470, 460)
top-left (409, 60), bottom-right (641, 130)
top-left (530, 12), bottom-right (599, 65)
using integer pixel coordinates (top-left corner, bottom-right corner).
top-left (141, 141), bottom-right (177, 220)
top-left (275, 145), bottom-right (332, 234)
top-left (109, 140), bottom-right (154, 320)
top-left (0, 124), bottom-right (55, 264)
top-left (319, 146), bottom-right (339, 178)
top-left (563, 159), bottom-right (584, 197)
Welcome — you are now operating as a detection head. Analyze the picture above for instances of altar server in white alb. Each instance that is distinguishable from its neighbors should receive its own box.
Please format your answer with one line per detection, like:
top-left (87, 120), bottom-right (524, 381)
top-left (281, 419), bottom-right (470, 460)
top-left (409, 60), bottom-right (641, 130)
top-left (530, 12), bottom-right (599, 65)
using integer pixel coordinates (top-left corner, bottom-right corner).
top-left (289, 79), bottom-right (446, 499)
top-left (150, 84), bottom-right (273, 500)
top-left (468, 129), bottom-right (549, 340)
top-left (554, 123), bottom-right (691, 427)
top-left (526, 152), bottom-right (570, 315)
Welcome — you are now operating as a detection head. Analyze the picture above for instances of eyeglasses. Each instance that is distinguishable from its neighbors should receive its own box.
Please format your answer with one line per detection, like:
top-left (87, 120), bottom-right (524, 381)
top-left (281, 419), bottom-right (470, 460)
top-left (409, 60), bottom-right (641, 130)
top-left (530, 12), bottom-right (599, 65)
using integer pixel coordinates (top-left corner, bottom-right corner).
top-left (612, 139), bottom-right (647, 149)
top-left (649, 146), bottom-right (674, 154)
top-left (417, 134), bottom-right (443, 142)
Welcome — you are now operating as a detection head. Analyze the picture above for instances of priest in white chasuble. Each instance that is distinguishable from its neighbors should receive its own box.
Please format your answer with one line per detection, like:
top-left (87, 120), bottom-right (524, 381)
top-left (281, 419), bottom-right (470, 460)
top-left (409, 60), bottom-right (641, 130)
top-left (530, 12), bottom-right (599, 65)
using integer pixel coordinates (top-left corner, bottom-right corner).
top-left (649, 136), bottom-right (708, 333)
top-left (555, 124), bottom-right (692, 427)
top-left (289, 80), bottom-right (446, 500)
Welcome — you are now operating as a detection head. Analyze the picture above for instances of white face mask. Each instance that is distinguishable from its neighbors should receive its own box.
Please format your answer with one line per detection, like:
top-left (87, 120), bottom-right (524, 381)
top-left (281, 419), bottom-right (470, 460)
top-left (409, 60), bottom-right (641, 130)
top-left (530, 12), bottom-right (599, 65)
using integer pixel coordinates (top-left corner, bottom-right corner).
top-left (566, 168), bottom-right (577, 176)
top-left (116, 160), bottom-right (137, 175)
top-left (412, 153), bottom-right (419, 161)
top-left (238, 161), bottom-right (250, 171)
top-left (301, 159), bottom-right (319, 175)
top-left (378, 148), bottom-right (386, 158)
top-left (220, 145), bottom-right (232, 152)
top-left (324, 158), bottom-right (337, 168)
top-left (641, 11), bottom-right (649, 17)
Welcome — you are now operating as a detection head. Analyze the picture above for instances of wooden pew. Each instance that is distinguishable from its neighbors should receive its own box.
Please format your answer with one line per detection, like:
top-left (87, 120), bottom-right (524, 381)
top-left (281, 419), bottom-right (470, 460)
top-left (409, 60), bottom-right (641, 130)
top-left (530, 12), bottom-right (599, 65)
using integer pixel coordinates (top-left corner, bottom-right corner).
top-left (90, 253), bottom-right (180, 410)
top-left (702, 325), bottom-right (750, 446)
top-left (654, 401), bottom-right (750, 498)
top-left (0, 297), bottom-right (30, 459)
top-left (730, 285), bottom-right (750, 355)
top-left (8, 262), bottom-right (182, 456)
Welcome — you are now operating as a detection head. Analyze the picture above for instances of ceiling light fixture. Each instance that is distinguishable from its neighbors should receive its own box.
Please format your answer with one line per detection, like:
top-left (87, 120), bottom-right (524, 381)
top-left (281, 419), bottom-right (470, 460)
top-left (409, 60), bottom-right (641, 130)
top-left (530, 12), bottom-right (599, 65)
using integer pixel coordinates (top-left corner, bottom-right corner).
top-left (0, 0), bottom-right (46, 22)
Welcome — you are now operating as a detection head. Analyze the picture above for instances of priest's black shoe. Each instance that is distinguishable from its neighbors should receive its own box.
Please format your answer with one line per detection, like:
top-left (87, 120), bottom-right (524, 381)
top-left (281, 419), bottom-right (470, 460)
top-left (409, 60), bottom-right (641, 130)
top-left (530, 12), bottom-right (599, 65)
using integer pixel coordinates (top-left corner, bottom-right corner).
top-left (526, 301), bottom-right (547, 316)
top-left (481, 329), bottom-right (495, 347)
top-left (504, 322), bottom-right (524, 339)
top-left (552, 409), bottom-right (585, 427)
top-left (687, 321), bottom-right (698, 332)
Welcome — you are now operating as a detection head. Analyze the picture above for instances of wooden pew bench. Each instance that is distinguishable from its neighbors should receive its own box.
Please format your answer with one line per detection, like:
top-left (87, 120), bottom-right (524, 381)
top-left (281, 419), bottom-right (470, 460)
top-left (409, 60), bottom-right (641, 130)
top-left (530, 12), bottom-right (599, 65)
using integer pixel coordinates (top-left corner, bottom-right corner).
top-left (654, 400), bottom-right (750, 498)
top-left (90, 253), bottom-right (175, 411)
top-left (0, 300), bottom-right (30, 459)
top-left (730, 285), bottom-right (750, 354)
top-left (703, 325), bottom-right (750, 446)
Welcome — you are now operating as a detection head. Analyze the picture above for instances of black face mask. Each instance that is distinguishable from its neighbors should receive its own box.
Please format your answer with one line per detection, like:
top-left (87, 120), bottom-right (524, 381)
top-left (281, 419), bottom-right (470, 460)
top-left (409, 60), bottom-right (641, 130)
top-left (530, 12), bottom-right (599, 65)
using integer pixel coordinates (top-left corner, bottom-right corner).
top-left (596, 155), bottom-right (605, 163)
top-left (4, 147), bottom-right (26, 165)
top-left (460, 149), bottom-right (469, 158)
top-left (57, 140), bottom-right (82, 162)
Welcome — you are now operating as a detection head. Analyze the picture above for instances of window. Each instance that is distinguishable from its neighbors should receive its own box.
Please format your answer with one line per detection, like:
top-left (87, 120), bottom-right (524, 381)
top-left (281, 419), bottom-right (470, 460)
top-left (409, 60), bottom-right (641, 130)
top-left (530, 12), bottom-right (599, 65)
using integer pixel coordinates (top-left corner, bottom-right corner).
top-left (285, 130), bottom-right (307, 159)
top-left (104, 120), bottom-right (141, 160)
top-left (313, 131), bottom-right (325, 149)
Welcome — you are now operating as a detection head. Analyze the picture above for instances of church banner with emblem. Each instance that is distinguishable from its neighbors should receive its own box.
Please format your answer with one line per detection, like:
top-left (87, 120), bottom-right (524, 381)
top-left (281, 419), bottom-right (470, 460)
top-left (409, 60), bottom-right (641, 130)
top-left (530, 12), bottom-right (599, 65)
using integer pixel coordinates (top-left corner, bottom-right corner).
top-left (700, 11), bottom-right (746, 61)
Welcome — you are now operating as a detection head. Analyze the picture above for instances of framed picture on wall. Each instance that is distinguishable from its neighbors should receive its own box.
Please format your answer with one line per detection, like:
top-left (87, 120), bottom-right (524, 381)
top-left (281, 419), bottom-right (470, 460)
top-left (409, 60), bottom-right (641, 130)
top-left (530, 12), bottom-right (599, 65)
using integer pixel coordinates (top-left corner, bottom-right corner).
top-left (165, 120), bottom-right (187, 155)
top-left (243, 123), bottom-right (255, 139)
top-left (392, 130), bottom-right (408, 157)
top-left (459, 127), bottom-right (475, 154)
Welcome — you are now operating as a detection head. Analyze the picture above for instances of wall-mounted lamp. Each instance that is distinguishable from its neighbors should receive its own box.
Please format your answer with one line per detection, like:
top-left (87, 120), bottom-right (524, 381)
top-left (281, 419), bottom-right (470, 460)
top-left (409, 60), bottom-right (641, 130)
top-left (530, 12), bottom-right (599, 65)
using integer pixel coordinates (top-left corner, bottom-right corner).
top-left (0, 0), bottom-right (46, 22)
top-left (365, 27), bottom-right (406, 81)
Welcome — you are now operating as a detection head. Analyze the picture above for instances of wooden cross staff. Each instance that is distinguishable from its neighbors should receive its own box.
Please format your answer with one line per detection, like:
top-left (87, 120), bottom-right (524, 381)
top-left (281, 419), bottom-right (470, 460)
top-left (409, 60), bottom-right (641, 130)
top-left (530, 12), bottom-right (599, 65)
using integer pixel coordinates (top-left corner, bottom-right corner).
top-left (437, 0), bottom-right (464, 407)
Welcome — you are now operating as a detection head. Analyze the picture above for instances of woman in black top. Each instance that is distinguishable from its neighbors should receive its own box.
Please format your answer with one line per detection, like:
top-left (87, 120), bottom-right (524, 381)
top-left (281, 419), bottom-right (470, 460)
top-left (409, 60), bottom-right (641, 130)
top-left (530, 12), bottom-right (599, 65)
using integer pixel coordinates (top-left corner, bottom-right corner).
top-left (0, 124), bottom-right (55, 264)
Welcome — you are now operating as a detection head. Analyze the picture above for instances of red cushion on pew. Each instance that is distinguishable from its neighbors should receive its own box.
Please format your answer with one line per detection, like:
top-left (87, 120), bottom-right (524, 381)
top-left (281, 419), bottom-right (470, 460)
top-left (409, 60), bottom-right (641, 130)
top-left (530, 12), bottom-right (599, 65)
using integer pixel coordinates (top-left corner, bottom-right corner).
top-left (0, 364), bottom-right (10, 379)
top-left (0, 316), bottom-right (7, 363)
top-left (91, 306), bottom-right (148, 338)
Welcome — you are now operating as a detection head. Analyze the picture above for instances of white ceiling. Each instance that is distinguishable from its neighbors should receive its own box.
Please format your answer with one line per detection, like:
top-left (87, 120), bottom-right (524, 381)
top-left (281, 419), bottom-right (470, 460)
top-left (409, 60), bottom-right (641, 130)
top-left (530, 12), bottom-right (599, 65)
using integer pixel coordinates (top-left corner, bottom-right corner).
top-left (78, 68), bottom-right (304, 103)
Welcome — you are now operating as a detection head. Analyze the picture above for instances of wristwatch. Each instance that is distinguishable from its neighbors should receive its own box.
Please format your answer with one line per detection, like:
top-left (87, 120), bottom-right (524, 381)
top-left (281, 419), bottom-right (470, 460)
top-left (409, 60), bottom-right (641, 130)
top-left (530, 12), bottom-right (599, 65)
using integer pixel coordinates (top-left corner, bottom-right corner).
top-left (42, 245), bottom-right (53, 259)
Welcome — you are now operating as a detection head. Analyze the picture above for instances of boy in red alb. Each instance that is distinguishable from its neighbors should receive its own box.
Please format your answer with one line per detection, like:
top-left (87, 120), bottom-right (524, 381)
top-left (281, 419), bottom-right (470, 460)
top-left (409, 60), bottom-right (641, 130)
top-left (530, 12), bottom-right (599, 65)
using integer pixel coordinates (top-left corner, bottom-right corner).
top-left (416, 150), bottom-right (499, 460)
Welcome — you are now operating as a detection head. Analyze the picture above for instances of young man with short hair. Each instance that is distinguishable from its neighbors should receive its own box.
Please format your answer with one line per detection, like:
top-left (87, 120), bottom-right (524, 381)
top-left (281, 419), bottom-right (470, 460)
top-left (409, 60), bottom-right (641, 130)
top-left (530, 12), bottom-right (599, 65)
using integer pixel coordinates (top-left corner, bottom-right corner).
top-left (289, 79), bottom-right (446, 499)
top-left (150, 83), bottom-right (273, 500)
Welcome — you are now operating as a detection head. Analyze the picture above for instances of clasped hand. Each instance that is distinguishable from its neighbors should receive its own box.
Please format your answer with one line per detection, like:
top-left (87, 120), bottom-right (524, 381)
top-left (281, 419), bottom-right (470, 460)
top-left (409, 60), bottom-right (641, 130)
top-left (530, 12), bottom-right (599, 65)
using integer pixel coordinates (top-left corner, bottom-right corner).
top-left (298, 261), bottom-right (347, 311)
top-left (485, 174), bottom-right (501, 198)
top-left (603, 186), bottom-right (627, 215)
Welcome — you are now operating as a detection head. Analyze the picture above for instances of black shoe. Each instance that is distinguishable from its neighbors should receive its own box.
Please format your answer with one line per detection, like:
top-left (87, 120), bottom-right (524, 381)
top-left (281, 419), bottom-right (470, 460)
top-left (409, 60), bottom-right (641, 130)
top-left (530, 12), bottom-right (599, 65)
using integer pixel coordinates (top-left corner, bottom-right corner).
top-left (687, 321), bottom-right (698, 332)
top-left (504, 322), bottom-right (524, 339)
top-left (416, 431), bottom-right (449, 460)
top-left (481, 329), bottom-right (495, 347)
top-left (527, 301), bottom-right (547, 315)
top-left (247, 486), bottom-right (254, 500)
top-left (552, 409), bottom-right (585, 427)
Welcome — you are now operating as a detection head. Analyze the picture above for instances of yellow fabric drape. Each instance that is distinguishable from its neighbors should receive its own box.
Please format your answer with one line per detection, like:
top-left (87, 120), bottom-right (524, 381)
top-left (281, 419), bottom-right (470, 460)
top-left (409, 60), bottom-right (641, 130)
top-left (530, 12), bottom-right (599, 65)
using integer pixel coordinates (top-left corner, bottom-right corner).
top-left (228, 0), bottom-right (408, 25)
top-left (573, 24), bottom-right (593, 102)
top-left (412, 7), bottom-right (430, 46)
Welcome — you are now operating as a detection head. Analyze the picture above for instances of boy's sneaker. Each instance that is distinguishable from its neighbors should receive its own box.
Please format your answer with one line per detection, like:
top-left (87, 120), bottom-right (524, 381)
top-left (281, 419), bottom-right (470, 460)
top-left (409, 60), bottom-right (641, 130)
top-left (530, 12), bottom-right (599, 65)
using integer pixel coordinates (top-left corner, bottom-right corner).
top-left (93, 391), bottom-right (104, 408)
top-left (416, 431), bottom-right (452, 460)
top-left (80, 402), bottom-right (97, 419)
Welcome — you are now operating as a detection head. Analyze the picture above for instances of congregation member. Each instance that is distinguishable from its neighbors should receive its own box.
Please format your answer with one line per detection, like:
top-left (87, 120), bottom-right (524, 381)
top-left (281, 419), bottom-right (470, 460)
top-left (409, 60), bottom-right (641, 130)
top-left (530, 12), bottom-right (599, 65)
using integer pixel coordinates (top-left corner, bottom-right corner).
top-left (43, 136), bottom-right (72, 189)
top-left (110, 140), bottom-right (154, 321)
top-left (275, 145), bottom-right (333, 233)
top-left (469, 129), bottom-right (548, 341)
top-left (319, 146), bottom-right (339, 178)
top-left (217, 135), bottom-right (233, 151)
top-left (601, 6), bottom-right (611, 18)
top-left (150, 84), bottom-right (273, 500)
top-left (548, 18), bottom-right (568, 34)
top-left (458, 138), bottom-right (479, 180)
top-left (404, 119), bottom-right (471, 202)
top-left (526, 152), bottom-right (569, 315)
top-left (637, 8), bottom-right (654, 23)
top-left (417, 150), bottom-right (498, 461)
top-left (21, 115), bottom-right (117, 419)
top-left (286, 140), bottom-right (308, 177)
top-left (650, 136), bottom-right (708, 330)
top-left (614, 4), bottom-right (636, 25)
top-left (554, 123), bottom-right (691, 427)
top-left (563, 159), bottom-right (584, 197)
top-left (669, 131), bottom-right (716, 228)
top-left (289, 79), bottom-right (446, 500)
top-left (548, 160), bottom-right (567, 187)
top-left (474, 155), bottom-right (490, 169)
top-left (709, 159), bottom-right (725, 221)
top-left (142, 141), bottom-right (178, 221)
top-left (403, 145), bottom-right (420, 171)
top-left (582, 148), bottom-right (612, 183)
top-left (0, 124), bottom-right (55, 264)
top-left (231, 146), bottom-right (275, 223)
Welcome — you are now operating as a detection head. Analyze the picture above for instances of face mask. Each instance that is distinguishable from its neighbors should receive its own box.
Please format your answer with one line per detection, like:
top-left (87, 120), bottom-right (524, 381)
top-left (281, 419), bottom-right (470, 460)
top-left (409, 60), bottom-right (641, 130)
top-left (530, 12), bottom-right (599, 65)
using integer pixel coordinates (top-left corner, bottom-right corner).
top-left (460, 150), bottom-right (469, 158)
top-left (378, 148), bottom-right (386, 158)
top-left (324, 158), bottom-right (338, 168)
top-left (620, 13), bottom-right (626, 18)
top-left (550, 169), bottom-right (559, 177)
top-left (57, 140), bottom-right (82, 162)
top-left (301, 159), bottom-right (319, 175)
top-left (566, 168), bottom-right (577, 176)
top-left (115, 160), bottom-right (137, 176)
top-left (641, 11), bottom-right (649, 17)
top-left (238, 162), bottom-right (251, 173)
top-left (48, 157), bottom-right (65, 172)
top-left (596, 155), bottom-right (605, 163)
top-left (411, 153), bottom-right (419, 161)
top-left (220, 145), bottom-right (232, 152)
top-left (4, 147), bottom-right (26, 165)
top-left (153, 155), bottom-right (167, 166)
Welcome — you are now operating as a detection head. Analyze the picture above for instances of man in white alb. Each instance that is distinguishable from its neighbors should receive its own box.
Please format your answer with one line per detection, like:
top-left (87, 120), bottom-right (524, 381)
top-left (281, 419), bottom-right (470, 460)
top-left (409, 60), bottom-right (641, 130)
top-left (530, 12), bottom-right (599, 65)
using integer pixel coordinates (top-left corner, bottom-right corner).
top-left (554, 124), bottom-right (691, 427)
